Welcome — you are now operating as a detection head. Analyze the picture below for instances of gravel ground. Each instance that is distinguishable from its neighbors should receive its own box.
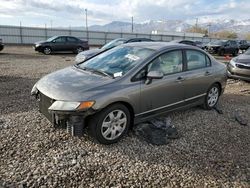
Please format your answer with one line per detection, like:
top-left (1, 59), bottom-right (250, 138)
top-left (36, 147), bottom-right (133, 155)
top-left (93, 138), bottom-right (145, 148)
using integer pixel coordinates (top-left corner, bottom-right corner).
top-left (0, 46), bottom-right (249, 187)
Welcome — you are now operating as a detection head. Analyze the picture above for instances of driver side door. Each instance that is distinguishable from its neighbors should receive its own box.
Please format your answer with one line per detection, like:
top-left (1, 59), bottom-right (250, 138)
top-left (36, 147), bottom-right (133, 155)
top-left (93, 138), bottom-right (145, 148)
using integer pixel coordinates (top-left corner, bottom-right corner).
top-left (138, 50), bottom-right (186, 118)
top-left (51, 36), bottom-right (67, 51)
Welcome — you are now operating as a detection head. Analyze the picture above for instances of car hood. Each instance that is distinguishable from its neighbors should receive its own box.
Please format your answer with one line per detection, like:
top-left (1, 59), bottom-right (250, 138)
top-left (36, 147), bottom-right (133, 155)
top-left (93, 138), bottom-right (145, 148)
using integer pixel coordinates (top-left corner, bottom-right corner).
top-left (237, 54), bottom-right (250, 64)
top-left (35, 41), bottom-right (48, 45)
top-left (79, 48), bottom-right (104, 57)
top-left (208, 44), bottom-right (221, 48)
top-left (35, 66), bottom-right (113, 101)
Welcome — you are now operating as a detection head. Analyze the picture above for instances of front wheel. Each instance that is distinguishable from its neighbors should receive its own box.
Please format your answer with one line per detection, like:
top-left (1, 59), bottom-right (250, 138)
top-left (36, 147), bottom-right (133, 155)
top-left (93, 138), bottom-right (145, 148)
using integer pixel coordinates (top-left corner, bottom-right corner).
top-left (203, 84), bottom-right (220, 110)
top-left (43, 47), bottom-right (52, 55)
top-left (88, 104), bottom-right (131, 144)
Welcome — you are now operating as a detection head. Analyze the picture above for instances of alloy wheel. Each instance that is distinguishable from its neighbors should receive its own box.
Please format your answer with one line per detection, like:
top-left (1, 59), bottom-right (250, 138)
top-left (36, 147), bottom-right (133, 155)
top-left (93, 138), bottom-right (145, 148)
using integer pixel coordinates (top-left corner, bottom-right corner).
top-left (207, 87), bottom-right (219, 107)
top-left (44, 47), bottom-right (51, 55)
top-left (101, 110), bottom-right (127, 140)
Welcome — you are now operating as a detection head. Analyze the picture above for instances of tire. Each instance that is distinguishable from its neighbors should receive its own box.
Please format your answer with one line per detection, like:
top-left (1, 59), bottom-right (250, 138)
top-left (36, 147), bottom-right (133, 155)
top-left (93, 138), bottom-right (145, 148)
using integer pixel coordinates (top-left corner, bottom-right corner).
top-left (232, 49), bottom-right (238, 56)
top-left (203, 84), bottom-right (220, 110)
top-left (75, 46), bottom-right (84, 54)
top-left (43, 47), bottom-right (52, 55)
top-left (219, 49), bottom-right (225, 56)
top-left (88, 103), bottom-right (131, 144)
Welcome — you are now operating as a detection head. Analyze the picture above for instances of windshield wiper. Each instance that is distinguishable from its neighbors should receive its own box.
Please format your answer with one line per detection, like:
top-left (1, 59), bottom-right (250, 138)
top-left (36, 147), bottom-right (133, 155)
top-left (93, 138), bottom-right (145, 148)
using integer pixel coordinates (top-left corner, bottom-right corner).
top-left (78, 66), bottom-right (114, 79)
top-left (91, 69), bottom-right (114, 79)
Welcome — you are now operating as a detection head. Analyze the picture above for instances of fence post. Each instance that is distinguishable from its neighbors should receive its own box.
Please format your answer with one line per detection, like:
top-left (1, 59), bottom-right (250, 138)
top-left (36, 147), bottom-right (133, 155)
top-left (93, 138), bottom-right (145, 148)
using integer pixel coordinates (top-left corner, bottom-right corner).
top-left (160, 35), bottom-right (163, 41)
top-left (19, 22), bottom-right (23, 44)
top-left (104, 32), bottom-right (107, 44)
top-left (44, 24), bottom-right (48, 40)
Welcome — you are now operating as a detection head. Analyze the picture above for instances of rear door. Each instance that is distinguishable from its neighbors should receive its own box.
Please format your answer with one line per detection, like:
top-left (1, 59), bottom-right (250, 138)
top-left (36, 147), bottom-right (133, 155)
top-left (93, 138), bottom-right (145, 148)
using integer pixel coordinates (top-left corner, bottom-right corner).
top-left (181, 49), bottom-right (213, 102)
top-left (67, 37), bottom-right (78, 51)
top-left (138, 50), bottom-right (186, 117)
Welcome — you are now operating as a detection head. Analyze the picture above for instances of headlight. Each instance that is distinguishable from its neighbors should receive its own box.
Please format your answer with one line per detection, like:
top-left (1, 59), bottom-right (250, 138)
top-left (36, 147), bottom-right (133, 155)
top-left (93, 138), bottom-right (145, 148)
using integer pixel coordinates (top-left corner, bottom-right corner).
top-left (35, 44), bottom-right (41, 47)
top-left (31, 84), bottom-right (38, 96)
top-left (48, 101), bottom-right (95, 111)
top-left (75, 54), bottom-right (86, 63)
top-left (229, 58), bottom-right (237, 68)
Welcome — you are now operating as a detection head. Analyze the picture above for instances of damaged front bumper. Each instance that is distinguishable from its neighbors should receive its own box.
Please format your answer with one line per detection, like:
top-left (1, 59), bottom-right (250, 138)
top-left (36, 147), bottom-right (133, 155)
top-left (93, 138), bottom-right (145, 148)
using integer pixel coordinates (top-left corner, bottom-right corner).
top-left (31, 88), bottom-right (96, 136)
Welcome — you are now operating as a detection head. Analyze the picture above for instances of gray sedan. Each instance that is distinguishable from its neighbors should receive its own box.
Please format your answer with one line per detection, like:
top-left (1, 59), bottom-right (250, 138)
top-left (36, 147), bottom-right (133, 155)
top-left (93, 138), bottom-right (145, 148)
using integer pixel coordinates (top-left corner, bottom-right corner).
top-left (31, 42), bottom-right (227, 144)
top-left (227, 49), bottom-right (250, 81)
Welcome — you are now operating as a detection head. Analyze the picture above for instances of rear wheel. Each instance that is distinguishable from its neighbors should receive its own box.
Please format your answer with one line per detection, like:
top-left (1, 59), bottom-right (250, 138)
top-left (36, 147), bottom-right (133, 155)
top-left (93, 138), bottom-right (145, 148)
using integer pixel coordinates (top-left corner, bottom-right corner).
top-left (43, 47), bottom-right (52, 55)
top-left (203, 84), bottom-right (220, 110)
top-left (75, 46), bottom-right (84, 54)
top-left (88, 103), bottom-right (131, 144)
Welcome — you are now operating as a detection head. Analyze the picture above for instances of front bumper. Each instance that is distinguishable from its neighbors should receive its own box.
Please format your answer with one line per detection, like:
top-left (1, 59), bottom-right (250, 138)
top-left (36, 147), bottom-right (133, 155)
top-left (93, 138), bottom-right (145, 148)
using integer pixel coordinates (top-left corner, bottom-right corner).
top-left (227, 63), bottom-right (250, 81)
top-left (35, 92), bottom-right (96, 136)
top-left (0, 44), bottom-right (4, 51)
top-left (33, 45), bottom-right (43, 52)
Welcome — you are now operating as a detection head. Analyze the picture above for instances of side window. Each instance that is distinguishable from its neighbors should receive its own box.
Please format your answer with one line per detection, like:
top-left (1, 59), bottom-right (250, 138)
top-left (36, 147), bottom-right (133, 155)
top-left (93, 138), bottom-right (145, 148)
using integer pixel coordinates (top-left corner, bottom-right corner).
top-left (67, 37), bottom-right (78, 42)
top-left (186, 50), bottom-right (207, 70)
top-left (55, 37), bottom-right (66, 43)
top-left (148, 50), bottom-right (183, 75)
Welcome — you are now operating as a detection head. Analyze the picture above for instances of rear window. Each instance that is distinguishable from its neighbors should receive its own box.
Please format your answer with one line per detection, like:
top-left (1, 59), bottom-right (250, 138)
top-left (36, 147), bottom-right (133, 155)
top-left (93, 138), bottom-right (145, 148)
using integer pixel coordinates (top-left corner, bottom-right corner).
top-left (186, 50), bottom-right (210, 70)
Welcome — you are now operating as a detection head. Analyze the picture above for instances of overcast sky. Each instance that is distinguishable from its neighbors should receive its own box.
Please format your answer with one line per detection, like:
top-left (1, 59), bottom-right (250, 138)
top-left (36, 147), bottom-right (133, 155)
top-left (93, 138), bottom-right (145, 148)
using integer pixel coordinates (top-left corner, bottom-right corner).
top-left (0, 0), bottom-right (249, 27)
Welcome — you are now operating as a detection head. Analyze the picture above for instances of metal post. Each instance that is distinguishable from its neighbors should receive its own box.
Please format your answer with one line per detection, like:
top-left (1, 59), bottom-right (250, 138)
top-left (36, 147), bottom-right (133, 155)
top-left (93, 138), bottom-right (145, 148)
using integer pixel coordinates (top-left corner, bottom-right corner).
top-left (85, 9), bottom-right (89, 40)
top-left (19, 21), bottom-right (23, 44)
top-left (69, 25), bottom-right (71, 36)
top-left (45, 24), bottom-right (47, 40)
top-left (131, 16), bottom-right (134, 33)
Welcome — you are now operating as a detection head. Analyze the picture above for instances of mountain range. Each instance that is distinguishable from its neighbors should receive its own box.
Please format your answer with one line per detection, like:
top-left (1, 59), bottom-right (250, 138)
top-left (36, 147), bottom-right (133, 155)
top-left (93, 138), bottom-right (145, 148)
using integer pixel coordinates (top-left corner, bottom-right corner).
top-left (70, 19), bottom-right (250, 37)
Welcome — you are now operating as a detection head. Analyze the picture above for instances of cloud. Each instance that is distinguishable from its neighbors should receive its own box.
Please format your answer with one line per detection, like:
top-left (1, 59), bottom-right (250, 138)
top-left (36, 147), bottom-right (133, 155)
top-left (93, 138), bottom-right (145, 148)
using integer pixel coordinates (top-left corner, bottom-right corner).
top-left (0, 0), bottom-right (249, 26)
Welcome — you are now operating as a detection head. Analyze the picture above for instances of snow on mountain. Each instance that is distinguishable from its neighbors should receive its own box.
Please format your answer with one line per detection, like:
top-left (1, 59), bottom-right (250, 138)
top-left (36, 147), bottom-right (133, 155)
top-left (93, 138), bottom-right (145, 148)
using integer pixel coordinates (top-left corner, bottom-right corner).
top-left (71, 19), bottom-right (250, 35)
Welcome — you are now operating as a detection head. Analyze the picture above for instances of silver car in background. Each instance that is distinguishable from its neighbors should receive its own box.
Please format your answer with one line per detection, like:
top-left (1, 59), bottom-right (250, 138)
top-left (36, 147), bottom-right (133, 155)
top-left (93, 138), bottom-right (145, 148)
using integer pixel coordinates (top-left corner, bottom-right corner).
top-left (75, 38), bottom-right (154, 63)
top-left (227, 49), bottom-right (250, 81)
top-left (32, 42), bottom-right (227, 144)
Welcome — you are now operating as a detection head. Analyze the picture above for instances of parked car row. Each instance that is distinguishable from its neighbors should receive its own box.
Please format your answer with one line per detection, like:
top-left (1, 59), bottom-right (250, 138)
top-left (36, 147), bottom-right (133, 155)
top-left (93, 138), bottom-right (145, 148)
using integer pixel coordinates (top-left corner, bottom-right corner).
top-left (0, 38), bottom-right (4, 51)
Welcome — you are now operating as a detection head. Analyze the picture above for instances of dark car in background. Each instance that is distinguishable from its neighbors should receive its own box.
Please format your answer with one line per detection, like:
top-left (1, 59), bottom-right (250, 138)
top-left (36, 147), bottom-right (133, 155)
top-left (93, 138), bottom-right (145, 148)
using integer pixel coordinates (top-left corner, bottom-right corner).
top-left (171, 40), bottom-right (206, 49)
top-left (237, 40), bottom-right (250, 51)
top-left (0, 38), bottom-right (4, 51)
top-left (34, 36), bottom-right (89, 55)
top-left (206, 40), bottom-right (239, 56)
top-left (32, 42), bottom-right (227, 144)
top-left (227, 48), bottom-right (250, 81)
top-left (75, 38), bottom-right (154, 63)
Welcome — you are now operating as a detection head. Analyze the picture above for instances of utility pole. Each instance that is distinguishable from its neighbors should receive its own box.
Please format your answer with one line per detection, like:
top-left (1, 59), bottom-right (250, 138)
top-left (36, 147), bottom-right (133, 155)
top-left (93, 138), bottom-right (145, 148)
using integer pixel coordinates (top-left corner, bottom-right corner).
top-left (50, 20), bottom-right (53, 29)
top-left (195, 18), bottom-right (198, 32)
top-left (85, 9), bottom-right (89, 40)
top-left (207, 23), bottom-right (211, 36)
top-left (131, 16), bottom-right (134, 33)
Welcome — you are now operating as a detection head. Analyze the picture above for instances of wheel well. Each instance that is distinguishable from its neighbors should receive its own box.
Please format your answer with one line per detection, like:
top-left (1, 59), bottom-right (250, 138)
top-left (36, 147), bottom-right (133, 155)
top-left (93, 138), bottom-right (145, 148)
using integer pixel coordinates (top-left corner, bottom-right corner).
top-left (213, 82), bottom-right (222, 95)
top-left (85, 101), bottom-right (135, 128)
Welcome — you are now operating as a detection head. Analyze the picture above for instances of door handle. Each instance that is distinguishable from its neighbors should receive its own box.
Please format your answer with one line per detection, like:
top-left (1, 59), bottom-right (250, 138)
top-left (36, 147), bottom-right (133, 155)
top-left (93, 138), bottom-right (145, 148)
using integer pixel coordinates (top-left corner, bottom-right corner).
top-left (175, 76), bottom-right (185, 82)
top-left (205, 71), bottom-right (212, 76)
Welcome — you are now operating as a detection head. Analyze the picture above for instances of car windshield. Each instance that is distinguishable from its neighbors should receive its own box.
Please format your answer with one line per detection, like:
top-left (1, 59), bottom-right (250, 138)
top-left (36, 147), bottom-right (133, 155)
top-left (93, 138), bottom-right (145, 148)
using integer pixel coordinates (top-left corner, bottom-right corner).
top-left (78, 46), bottom-right (155, 78)
top-left (101, 39), bottom-right (127, 50)
top-left (244, 49), bottom-right (250, 55)
top-left (46, 36), bottom-right (58, 42)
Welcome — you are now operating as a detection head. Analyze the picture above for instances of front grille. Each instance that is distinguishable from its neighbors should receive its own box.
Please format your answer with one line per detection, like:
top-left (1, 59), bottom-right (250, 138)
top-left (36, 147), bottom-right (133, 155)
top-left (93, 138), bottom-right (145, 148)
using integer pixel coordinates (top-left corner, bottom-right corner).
top-left (236, 64), bottom-right (250, 69)
top-left (39, 92), bottom-right (54, 122)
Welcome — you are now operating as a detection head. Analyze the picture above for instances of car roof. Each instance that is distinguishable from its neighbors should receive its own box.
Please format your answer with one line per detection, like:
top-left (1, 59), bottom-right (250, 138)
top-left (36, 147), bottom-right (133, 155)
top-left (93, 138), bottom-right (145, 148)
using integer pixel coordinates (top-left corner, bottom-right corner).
top-left (123, 41), bottom-right (198, 51)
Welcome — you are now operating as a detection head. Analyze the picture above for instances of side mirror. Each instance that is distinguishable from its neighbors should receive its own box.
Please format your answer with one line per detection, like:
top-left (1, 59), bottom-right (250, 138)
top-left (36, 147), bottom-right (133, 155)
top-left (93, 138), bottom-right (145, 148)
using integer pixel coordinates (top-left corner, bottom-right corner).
top-left (52, 40), bottom-right (56, 43)
top-left (145, 71), bottom-right (164, 84)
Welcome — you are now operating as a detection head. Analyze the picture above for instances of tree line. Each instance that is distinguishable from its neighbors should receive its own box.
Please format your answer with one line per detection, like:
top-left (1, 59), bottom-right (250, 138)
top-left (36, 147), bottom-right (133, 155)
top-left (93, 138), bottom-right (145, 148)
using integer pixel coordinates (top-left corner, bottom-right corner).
top-left (186, 26), bottom-right (250, 40)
